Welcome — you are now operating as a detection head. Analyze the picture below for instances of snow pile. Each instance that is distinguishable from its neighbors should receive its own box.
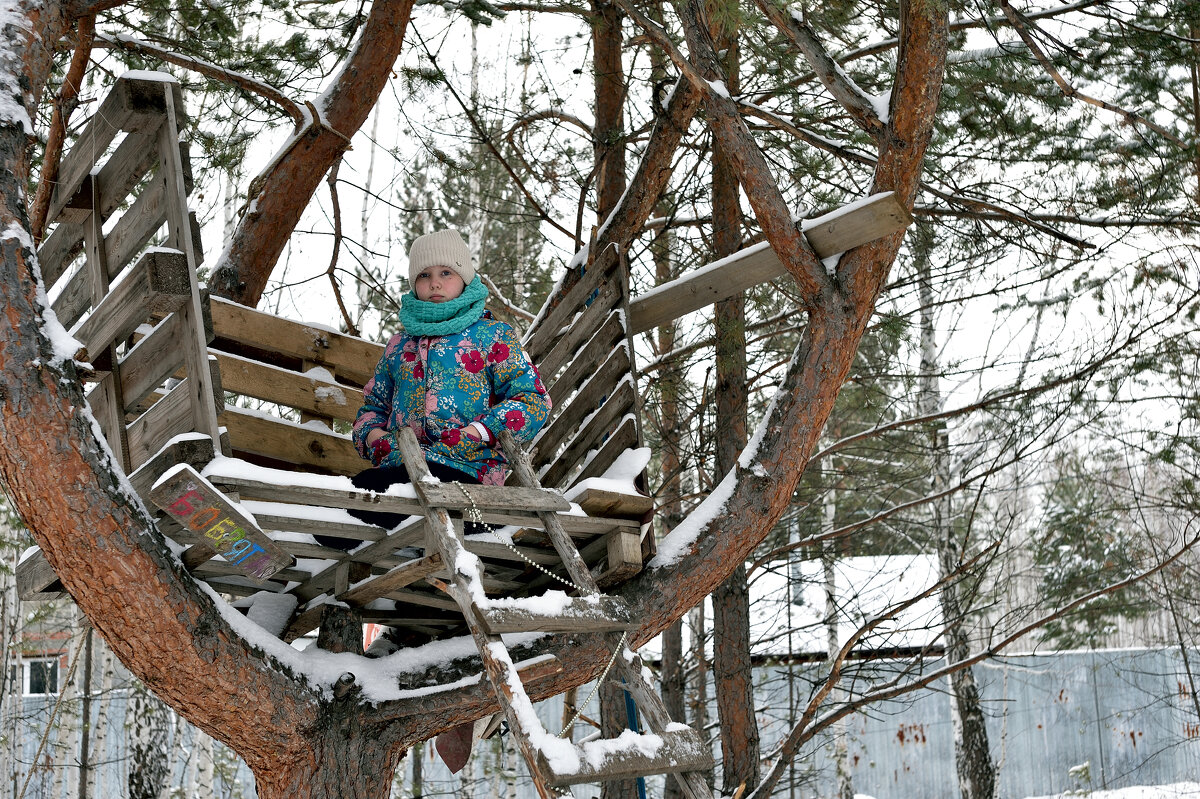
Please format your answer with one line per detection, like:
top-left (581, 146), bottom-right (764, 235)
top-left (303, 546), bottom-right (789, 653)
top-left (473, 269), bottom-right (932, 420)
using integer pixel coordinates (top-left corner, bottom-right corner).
top-left (1024, 784), bottom-right (1200, 799)
top-left (579, 728), bottom-right (663, 770)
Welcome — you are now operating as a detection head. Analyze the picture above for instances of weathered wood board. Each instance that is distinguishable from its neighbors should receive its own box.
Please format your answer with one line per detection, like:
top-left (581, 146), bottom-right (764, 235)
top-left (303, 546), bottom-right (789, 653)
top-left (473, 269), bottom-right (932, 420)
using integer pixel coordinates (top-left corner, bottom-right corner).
top-left (627, 191), bottom-right (913, 334)
top-left (149, 464), bottom-right (294, 581)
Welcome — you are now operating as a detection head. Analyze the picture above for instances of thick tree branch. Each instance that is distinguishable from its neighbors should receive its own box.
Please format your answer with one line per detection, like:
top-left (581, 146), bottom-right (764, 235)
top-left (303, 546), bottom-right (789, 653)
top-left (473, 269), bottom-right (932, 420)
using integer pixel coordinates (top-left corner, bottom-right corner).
top-left (30, 14), bottom-right (93, 243)
top-left (751, 0), bottom-right (885, 139)
top-left (208, 0), bottom-right (416, 306)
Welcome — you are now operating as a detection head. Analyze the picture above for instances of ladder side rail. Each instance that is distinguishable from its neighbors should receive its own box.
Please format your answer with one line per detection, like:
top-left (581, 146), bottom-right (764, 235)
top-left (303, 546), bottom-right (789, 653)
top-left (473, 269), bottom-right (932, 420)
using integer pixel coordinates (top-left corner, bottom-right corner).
top-left (156, 82), bottom-right (221, 446)
top-left (393, 428), bottom-right (564, 799)
top-left (499, 431), bottom-right (599, 595)
top-left (498, 433), bottom-right (715, 799)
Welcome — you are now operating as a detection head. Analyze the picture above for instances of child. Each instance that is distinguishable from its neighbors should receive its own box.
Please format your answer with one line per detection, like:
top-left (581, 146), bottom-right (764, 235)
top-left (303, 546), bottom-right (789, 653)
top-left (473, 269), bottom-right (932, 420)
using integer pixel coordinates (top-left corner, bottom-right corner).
top-left (317, 229), bottom-right (551, 549)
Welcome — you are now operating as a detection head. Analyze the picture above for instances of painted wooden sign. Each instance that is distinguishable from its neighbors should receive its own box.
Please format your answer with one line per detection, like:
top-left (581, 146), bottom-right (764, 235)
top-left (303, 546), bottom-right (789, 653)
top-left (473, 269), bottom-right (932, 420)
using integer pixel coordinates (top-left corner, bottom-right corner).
top-left (150, 464), bottom-right (294, 582)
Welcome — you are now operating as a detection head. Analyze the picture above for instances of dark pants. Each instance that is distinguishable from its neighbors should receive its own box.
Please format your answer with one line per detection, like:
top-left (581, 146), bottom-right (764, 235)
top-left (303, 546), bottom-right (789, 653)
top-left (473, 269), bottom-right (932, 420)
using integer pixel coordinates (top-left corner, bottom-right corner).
top-left (314, 461), bottom-right (484, 551)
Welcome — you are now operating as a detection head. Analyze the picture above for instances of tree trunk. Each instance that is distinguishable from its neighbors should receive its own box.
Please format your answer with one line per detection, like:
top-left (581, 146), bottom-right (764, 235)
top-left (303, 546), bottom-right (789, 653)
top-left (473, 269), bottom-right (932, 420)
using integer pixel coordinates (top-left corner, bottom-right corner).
top-left (708, 12), bottom-right (760, 794)
top-left (593, 0), bottom-right (626, 220)
top-left (915, 231), bottom-right (995, 799)
top-left (822, 491), bottom-right (854, 799)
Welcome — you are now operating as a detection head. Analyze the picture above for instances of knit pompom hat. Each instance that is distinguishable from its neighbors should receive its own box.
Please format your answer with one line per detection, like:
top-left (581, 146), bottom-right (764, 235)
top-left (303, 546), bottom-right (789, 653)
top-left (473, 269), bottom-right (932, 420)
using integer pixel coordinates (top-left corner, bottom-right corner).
top-left (407, 229), bottom-right (475, 286)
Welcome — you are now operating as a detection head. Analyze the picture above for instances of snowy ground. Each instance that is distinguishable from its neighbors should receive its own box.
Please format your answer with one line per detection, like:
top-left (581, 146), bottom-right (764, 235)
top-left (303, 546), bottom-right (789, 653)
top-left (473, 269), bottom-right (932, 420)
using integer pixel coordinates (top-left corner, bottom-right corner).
top-left (1024, 785), bottom-right (1199, 799)
top-left (850, 786), bottom-right (1200, 799)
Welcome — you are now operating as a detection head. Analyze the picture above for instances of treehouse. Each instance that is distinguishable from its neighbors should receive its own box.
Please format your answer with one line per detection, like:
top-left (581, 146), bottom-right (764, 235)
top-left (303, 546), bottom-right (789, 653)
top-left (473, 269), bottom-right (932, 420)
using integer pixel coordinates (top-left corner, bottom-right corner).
top-left (17, 73), bottom-right (911, 797)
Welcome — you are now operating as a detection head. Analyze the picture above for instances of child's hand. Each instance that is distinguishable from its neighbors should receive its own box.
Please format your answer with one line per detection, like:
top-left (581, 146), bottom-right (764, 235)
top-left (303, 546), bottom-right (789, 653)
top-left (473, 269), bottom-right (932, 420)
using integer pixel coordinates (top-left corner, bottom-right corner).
top-left (462, 427), bottom-right (482, 442)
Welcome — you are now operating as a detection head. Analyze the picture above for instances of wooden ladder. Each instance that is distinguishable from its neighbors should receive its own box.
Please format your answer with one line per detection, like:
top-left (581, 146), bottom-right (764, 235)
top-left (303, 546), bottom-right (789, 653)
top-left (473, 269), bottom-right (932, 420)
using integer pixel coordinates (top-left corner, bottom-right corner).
top-left (392, 427), bottom-right (713, 797)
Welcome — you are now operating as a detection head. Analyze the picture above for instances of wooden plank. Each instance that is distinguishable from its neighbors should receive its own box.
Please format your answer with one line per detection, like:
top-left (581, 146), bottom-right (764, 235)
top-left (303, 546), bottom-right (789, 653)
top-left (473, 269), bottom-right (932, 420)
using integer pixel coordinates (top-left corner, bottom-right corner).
top-left (548, 311), bottom-right (624, 407)
top-left (539, 727), bottom-right (712, 787)
top-left (524, 248), bottom-right (620, 362)
top-left (40, 136), bottom-right (191, 293)
top-left (476, 594), bottom-right (633, 635)
top-left (149, 464), bottom-right (295, 581)
top-left (15, 550), bottom-right (65, 601)
top-left (564, 415), bottom-right (638, 489)
top-left (571, 487), bottom-right (654, 520)
top-left (415, 482), bottom-right (570, 514)
top-left (218, 406), bottom-right (363, 476)
top-left (215, 351), bottom-right (360, 425)
top-left (250, 511), bottom-right (386, 544)
top-left (628, 192), bottom-right (912, 334)
top-left (534, 344), bottom-right (630, 462)
top-left (46, 77), bottom-right (173, 227)
top-left (538, 280), bottom-right (622, 382)
top-left (125, 364), bottom-right (222, 471)
top-left (104, 171), bottom-right (169, 277)
top-left (118, 311), bottom-right (189, 414)
top-left (72, 249), bottom-right (191, 363)
top-left (127, 432), bottom-right (216, 502)
top-left (208, 472), bottom-right (424, 517)
top-left (539, 380), bottom-right (635, 490)
top-left (50, 263), bottom-right (91, 333)
top-left (209, 297), bottom-right (383, 388)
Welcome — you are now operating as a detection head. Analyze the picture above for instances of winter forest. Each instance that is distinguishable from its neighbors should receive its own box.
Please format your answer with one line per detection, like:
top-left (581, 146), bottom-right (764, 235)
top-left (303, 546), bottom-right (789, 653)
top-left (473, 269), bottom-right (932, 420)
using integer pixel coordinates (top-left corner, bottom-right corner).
top-left (0, 0), bottom-right (1198, 797)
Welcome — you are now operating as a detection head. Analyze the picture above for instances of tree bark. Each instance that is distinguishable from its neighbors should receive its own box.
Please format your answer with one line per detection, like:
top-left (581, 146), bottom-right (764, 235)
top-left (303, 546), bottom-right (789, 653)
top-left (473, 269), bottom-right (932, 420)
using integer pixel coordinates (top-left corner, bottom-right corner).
top-left (593, 0), bottom-right (626, 219)
top-left (708, 12), bottom-right (760, 793)
top-left (207, 0), bottom-right (416, 306)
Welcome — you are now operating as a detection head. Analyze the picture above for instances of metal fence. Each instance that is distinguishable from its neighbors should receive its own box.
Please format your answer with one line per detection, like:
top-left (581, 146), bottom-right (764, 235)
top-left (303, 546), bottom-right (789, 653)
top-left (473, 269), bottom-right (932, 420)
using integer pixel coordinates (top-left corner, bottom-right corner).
top-left (7, 647), bottom-right (1199, 798)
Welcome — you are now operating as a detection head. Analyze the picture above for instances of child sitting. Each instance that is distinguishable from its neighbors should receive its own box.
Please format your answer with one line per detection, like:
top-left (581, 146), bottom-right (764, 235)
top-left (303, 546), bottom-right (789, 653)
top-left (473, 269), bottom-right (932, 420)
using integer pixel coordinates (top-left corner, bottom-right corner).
top-left (317, 229), bottom-right (551, 550)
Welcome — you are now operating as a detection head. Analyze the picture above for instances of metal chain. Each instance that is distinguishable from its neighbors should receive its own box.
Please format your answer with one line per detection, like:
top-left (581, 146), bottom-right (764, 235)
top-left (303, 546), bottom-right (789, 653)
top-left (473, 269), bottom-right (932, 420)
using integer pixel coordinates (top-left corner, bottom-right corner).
top-left (557, 630), bottom-right (627, 738)
top-left (451, 481), bottom-right (628, 738)
top-left (452, 482), bottom-right (596, 596)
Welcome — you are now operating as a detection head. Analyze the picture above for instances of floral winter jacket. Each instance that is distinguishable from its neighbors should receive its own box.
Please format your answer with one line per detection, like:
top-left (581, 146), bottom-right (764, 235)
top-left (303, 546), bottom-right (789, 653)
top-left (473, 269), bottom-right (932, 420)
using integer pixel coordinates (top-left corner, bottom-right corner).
top-left (352, 312), bottom-right (551, 485)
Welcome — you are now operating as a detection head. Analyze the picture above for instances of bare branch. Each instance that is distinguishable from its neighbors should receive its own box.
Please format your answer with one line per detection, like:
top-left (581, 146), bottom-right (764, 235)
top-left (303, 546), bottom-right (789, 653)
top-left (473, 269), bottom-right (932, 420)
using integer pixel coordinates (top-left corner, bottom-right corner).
top-left (93, 32), bottom-right (306, 127)
top-left (325, 160), bottom-right (358, 337)
top-left (751, 0), bottom-right (885, 138)
top-left (999, 0), bottom-right (1189, 148)
top-left (412, 27), bottom-right (573, 241)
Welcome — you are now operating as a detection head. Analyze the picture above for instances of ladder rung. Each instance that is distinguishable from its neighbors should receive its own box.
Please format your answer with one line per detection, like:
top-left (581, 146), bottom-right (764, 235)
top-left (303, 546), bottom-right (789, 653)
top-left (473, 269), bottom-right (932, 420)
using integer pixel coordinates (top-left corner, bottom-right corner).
top-left (538, 727), bottom-right (713, 787)
top-left (475, 593), bottom-right (634, 635)
top-left (416, 481), bottom-right (571, 513)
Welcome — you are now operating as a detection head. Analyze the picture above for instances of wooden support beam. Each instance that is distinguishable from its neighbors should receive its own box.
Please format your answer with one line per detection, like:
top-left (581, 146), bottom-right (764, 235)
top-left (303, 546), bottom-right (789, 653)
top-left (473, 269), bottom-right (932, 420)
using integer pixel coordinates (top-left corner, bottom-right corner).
top-left (627, 192), bottom-right (913, 334)
top-left (538, 727), bottom-right (712, 787)
top-left (476, 594), bottom-right (634, 635)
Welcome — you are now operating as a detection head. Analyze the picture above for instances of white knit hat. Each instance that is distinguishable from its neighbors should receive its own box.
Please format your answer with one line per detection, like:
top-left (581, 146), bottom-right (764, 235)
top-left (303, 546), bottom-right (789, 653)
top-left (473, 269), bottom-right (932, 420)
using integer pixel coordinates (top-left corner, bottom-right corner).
top-left (407, 229), bottom-right (475, 286)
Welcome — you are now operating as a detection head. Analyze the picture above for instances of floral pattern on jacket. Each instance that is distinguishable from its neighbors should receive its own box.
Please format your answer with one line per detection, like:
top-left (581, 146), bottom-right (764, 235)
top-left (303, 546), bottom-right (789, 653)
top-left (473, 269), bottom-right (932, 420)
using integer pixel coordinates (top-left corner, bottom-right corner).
top-left (352, 312), bottom-right (551, 485)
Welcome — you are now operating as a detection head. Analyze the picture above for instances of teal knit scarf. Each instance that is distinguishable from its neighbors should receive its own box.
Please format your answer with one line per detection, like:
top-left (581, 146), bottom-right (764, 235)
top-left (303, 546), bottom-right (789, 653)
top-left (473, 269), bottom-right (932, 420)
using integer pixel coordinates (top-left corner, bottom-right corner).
top-left (399, 276), bottom-right (489, 336)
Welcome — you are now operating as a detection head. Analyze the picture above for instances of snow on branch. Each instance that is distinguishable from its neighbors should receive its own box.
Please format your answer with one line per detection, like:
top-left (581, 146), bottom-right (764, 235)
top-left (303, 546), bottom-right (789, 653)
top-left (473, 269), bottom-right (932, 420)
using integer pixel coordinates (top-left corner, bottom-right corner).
top-left (94, 32), bottom-right (307, 127)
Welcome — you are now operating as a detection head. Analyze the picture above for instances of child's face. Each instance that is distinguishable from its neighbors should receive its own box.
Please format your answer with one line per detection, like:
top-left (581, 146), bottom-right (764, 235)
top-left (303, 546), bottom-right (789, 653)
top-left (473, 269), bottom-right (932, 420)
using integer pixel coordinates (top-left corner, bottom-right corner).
top-left (413, 266), bottom-right (465, 303)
